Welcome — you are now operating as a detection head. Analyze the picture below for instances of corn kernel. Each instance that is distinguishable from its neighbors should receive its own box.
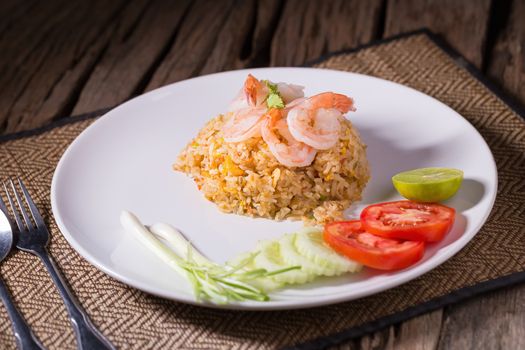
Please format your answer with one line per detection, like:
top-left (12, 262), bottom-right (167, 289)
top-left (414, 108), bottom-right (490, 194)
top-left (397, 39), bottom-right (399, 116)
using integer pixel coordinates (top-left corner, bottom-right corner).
top-left (222, 155), bottom-right (244, 176)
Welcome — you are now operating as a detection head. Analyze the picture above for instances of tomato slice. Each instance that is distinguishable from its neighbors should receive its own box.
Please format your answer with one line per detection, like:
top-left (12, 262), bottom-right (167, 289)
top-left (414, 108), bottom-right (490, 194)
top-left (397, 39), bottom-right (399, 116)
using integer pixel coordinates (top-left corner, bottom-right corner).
top-left (323, 221), bottom-right (425, 270)
top-left (360, 201), bottom-right (455, 242)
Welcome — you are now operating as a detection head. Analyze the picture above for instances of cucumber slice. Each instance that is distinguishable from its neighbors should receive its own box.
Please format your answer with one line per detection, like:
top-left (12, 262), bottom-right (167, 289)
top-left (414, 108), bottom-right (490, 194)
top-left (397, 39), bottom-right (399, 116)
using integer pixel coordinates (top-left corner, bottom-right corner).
top-left (229, 227), bottom-right (362, 291)
top-left (226, 252), bottom-right (282, 292)
top-left (294, 227), bottom-right (362, 274)
top-left (279, 233), bottom-right (333, 276)
top-left (226, 252), bottom-right (254, 268)
top-left (245, 276), bottom-right (283, 292)
top-left (253, 240), bottom-right (314, 284)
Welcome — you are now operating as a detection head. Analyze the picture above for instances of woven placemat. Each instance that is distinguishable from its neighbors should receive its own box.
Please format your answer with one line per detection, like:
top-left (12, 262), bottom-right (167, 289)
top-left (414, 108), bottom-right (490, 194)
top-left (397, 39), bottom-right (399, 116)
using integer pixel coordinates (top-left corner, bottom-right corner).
top-left (0, 31), bottom-right (524, 350)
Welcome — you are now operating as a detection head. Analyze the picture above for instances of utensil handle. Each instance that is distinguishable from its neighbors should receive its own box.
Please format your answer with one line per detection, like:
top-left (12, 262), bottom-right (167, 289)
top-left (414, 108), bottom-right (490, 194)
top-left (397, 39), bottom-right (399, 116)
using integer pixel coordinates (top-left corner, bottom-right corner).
top-left (35, 248), bottom-right (115, 350)
top-left (0, 276), bottom-right (45, 350)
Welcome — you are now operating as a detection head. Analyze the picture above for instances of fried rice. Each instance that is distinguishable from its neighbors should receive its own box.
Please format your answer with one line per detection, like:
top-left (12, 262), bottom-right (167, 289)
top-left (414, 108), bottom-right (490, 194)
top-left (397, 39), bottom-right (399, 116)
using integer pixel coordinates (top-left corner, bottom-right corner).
top-left (174, 114), bottom-right (370, 224)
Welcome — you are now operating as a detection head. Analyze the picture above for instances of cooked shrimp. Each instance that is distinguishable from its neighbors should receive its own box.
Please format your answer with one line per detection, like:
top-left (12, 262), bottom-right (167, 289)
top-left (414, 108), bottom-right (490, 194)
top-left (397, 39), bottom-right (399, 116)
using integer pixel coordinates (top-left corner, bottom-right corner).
top-left (228, 75), bottom-right (305, 112)
top-left (287, 92), bottom-right (355, 150)
top-left (287, 108), bottom-right (341, 150)
top-left (228, 89), bottom-right (250, 112)
top-left (244, 74), bottom-right (269, 107)
top-left (222, 107), bottom-right (267, 142)
top-left (276, 82), bottom-right (304, 103)
top-left (261, 109), bottom-right (317, 167)
top-left (284, 97), bottom-right (306, 110)
top-left (228, 74), bottom-right (269, 112)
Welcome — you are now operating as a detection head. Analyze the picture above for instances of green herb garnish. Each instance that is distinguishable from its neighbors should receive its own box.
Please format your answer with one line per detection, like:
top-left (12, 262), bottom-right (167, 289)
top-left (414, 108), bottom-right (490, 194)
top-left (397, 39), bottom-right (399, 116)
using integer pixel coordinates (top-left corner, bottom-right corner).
top-left (263, 80), bottom-right (285, 109)
top-left (180, 252), bottom-right (300, 303)
top-left (120, 211), bottom-right (300, 304)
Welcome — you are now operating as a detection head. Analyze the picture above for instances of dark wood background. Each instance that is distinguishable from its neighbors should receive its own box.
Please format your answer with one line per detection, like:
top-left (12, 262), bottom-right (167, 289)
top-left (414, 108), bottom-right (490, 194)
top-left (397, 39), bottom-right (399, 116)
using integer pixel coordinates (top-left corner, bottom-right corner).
top-left (1, 0), bottom-right (524, 349)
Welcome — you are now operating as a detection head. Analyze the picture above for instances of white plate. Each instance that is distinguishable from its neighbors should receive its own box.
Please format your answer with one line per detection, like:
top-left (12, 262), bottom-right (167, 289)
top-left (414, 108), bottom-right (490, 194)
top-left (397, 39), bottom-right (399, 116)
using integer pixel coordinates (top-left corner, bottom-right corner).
top-left (51, 68), bottom-right (497, 310)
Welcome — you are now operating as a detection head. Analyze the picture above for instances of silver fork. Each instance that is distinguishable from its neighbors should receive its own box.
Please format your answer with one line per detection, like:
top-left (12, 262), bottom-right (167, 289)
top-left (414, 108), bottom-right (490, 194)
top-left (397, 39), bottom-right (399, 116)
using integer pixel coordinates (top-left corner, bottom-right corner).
top-left (4, 178), bottom-right (115, 350)
top-left (0, 198), bottom-right (45, 350)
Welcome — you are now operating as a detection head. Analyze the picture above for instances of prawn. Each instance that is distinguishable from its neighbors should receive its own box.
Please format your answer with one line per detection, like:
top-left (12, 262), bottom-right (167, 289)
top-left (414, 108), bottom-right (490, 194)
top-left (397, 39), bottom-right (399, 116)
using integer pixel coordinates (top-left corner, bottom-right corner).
top-left (222, 106), bottom-right (267, 143)
top-left (287, 92), bottom-right (355, 150)
top-left (223, 75), bottom-right (269, 141)
top-left (276, 82), bottom-right (304, 103)
top-left (224, 75), bottom-right (306, 142)
top-left (261, 109), bottom-right (317, 167)
top-left (228, 76), bottom-right (305, 112)
top-left (227, 74), bottom-right (268, 112)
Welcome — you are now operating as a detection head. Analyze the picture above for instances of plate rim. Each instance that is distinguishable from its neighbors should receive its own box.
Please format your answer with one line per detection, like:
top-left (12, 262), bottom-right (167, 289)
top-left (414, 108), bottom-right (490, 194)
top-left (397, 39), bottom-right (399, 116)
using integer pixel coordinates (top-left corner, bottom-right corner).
top-left (50, 67), bottom-right (498, 310)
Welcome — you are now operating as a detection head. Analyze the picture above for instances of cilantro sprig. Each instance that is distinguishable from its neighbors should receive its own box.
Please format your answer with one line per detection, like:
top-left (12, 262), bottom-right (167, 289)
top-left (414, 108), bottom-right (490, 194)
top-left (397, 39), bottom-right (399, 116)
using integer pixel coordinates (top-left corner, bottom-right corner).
top-left (263, 80), bottom-right (285, 109)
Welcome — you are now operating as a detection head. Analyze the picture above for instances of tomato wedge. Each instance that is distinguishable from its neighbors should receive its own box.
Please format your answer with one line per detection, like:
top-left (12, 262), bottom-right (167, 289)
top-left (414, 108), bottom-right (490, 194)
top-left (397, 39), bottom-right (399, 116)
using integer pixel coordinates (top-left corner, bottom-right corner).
top-left (323, 221), bottom-right (425, 270)
top-left (361, 201), bottom-right (455, 242)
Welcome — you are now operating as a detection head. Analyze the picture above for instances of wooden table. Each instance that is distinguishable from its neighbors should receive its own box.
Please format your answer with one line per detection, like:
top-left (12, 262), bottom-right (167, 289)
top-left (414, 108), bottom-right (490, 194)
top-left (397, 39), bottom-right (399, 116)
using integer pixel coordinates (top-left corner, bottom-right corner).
top-left (1, 1), bottom-right (524, 348)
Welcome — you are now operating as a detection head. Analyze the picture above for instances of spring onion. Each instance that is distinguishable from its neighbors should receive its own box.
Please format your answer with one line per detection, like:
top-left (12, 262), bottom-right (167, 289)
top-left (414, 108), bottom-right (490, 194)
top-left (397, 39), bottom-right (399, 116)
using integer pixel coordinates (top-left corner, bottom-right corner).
top-left (120, 211), bottom-right (299, 304)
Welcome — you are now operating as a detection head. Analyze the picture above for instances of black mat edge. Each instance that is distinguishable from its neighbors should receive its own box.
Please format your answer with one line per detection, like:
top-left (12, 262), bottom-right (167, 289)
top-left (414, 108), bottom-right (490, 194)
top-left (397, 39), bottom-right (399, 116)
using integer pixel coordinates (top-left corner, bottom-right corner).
top-left (3, 29), bottom-right (524, 350)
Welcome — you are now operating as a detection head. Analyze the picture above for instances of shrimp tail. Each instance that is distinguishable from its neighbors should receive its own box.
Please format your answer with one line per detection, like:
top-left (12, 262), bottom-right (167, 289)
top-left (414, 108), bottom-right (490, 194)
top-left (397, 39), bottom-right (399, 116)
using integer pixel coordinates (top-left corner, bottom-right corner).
top-left (333, 93), bottom-right (356, 113)
top-left (310, 92), bottom-right (355, 113)
top-left (243, 74), bottom-right (263, 107)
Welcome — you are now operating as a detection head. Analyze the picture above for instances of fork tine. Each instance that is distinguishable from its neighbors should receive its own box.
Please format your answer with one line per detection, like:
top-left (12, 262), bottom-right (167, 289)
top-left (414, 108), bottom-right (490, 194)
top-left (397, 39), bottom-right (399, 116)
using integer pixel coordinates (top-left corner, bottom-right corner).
top-left (4, 182), bottom-right (24, 232)
top-left (9, 178), bottom-right (34, 231)
top-left (17, 178), bottom-right (45, 229)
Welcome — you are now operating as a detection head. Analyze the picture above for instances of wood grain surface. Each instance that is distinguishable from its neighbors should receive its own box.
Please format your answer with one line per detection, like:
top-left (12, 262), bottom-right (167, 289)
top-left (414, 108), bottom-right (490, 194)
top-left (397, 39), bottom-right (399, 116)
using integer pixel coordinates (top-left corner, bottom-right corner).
top-left (1, 0), bottom-right (524, 349)
top-left (0, 0), bottom-right (128, 132)
top-left (270, 0), bottom-right (383, 66)
top-left (72, 0), bottom-right (192, 114)
top-left (384, 0), bottom-right (492, 68)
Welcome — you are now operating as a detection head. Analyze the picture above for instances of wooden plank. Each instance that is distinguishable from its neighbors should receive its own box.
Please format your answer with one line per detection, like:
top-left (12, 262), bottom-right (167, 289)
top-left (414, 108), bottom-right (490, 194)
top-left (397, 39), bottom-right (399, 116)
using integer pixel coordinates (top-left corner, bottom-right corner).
top-left (326, 328), bottom-right (394, 350)
top-left (384, 0), bottom-right (492, 68)
top-left (359, 327), bottom-right (394, 350)
top-left (270, 0), bottom-right (384, 66)
top-left (76, 0), bottom-right (285, 104)
top-left (147, 0), bottom-right (286, 90)
top-left (145, 0), bottom-right (238, 90)
top-left (71, 0), bottom-right (191, 114)
top-left (199, 0), bottom-right (257, 75)
top-left (243, 0), bottom-right (283, 67)
top-left (487, 0), bottom-right (525, 104)
top-left (0, 0), bottom-right (37, 34)
top-left (200, 0), bottom-right (285, 72)
top-left (438, 284), bottom-right (525, 349)
top-left (0, 0), bottom-right (129, 133)
top-left (330, 310), bottom-right (442, 349)
top-left (0, 0), bottom-right (69, 131)
top-left (393, 310), bottom-right (442, 350)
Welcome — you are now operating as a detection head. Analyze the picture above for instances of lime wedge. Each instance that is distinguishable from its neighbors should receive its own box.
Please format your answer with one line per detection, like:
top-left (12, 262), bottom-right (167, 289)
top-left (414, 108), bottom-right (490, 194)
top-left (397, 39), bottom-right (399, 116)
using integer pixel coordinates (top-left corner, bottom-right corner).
top-left (392, 167), bottom-right (463, 202)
